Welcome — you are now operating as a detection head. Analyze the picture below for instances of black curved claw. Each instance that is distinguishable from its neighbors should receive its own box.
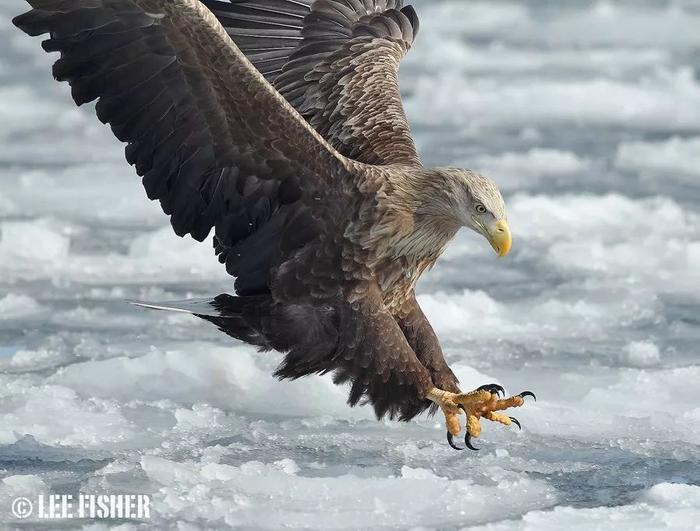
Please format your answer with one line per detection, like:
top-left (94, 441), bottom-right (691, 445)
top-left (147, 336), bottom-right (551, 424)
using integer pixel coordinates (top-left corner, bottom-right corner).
top-left (465, 430), bottom-right (480, 451)
top-left (519, 391), bottom-right (537, 401)
top-left (447, 431), bottom-right (464, 451)
top-left (509, 416), bottom-right (522, 430)
top-left (477, 383), bottom-right (505, 397)
top-left (452, 404), bottom-right (480, 451)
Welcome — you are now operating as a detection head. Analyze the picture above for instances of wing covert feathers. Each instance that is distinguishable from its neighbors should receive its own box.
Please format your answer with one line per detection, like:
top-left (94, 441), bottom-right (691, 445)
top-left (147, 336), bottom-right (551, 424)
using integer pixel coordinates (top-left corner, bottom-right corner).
top-left (204, 0), bottom-right (422, 166)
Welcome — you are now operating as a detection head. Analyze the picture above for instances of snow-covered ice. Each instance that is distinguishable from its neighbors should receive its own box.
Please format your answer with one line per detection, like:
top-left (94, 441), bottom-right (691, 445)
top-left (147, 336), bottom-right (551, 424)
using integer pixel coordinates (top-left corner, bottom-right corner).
top-left (1, 0), bottom-right (699, 529)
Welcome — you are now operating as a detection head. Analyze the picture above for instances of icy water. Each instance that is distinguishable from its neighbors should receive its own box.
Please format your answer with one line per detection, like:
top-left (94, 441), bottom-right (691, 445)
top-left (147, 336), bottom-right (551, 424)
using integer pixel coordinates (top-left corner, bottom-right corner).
top-left (1, 0), bottom-right (700, 529)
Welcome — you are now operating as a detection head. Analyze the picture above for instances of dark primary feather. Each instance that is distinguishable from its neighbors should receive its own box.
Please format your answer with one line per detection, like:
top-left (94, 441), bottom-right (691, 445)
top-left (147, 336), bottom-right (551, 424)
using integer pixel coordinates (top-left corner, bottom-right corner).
top-left (14, 0), bottom-right (352, 296)
top-left (202, 0), bottom-right (421, 166)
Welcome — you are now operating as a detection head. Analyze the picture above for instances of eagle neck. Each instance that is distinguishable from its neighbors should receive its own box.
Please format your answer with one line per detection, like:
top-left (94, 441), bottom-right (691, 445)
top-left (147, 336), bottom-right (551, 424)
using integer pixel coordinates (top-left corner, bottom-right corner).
top-left (381, 167), bottom-right (461, 261)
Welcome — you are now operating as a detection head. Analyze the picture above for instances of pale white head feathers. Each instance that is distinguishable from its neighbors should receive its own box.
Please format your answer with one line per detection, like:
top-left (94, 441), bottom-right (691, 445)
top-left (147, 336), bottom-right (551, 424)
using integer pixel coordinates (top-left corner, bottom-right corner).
top-left (416, 168), bottom-right (512, 257)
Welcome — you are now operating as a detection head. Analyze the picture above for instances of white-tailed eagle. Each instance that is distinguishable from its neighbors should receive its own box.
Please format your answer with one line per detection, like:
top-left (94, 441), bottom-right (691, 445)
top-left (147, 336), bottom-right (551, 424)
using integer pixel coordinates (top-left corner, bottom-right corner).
top-left (13, 0), bottom-right (534, 450)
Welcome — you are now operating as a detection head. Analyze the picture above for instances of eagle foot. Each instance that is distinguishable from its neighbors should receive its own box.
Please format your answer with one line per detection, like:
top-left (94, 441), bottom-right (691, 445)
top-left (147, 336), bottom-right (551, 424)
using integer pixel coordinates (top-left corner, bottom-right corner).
top-left (427, 386), bottom-right (536, 451)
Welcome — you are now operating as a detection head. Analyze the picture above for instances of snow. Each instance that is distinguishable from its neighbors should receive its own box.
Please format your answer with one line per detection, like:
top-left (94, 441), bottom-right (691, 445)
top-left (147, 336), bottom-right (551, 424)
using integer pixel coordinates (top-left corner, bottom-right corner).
top-left (1, 0), bottom-right (699, 529)
top-left (619, 341), bottom-right (662, 368)
top-left (616, 136), bottom-right (700, 181)
top-left (0, 294), bottom-right (44, 322)
top-left (471, 483), bottom-right (700, 531)
top-left (419, 1), bottom-right (700, 48)
top-left (0, 220), bottom-right (226, 284)
top-left (406, 68), bottom-right (700, 132)
top-left (139, 456), bottom-right (556, 529)
top-left (473, 149), bottom-right (590, 191)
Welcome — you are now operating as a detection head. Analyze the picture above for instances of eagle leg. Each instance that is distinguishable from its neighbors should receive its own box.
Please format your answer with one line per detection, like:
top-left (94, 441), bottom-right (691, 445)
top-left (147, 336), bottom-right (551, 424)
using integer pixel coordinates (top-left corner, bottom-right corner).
top-left (427, 386), bottom-right (536, 451)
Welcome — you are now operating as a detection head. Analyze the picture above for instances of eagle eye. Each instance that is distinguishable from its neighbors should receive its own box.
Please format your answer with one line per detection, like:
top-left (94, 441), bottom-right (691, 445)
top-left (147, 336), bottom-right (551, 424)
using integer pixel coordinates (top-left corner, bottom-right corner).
top-left (475, 203), bottom-right (487, 214)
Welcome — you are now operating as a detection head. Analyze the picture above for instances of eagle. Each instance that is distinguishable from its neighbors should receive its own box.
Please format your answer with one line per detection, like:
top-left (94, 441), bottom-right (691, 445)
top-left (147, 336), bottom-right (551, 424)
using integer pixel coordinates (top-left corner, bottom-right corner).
top-left (13, 0), bottom-right (534, 451)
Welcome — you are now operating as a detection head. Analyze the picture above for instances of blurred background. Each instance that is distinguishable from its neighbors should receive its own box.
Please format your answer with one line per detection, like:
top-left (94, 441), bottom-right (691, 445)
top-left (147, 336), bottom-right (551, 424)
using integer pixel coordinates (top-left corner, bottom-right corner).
top-left (0, 0), bottom-right (699, 529)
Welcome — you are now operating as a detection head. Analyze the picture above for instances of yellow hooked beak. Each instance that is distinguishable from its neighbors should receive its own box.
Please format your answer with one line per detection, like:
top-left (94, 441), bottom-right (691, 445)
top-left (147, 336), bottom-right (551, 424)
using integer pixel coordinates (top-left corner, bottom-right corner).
top-left (487, 219), bottom-right (512, 257)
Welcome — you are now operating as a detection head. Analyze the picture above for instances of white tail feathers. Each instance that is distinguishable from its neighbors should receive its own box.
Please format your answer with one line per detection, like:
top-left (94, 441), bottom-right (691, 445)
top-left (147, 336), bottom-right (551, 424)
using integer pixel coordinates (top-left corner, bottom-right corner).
top-left (127, 298), bottom-right (222, 317)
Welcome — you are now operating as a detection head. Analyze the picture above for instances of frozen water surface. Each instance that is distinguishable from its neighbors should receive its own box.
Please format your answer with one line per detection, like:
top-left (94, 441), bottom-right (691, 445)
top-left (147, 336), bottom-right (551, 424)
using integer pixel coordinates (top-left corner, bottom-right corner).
top-left (1, 0), bottom-right (699, 529)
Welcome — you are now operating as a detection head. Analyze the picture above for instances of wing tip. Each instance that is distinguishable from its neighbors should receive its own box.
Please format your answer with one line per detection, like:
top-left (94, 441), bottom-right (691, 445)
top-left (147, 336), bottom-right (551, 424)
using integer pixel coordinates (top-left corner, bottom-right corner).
top-left (12, 11), bottom-right (41, 36)
top-left (401, 5), bottom-right (419, 36)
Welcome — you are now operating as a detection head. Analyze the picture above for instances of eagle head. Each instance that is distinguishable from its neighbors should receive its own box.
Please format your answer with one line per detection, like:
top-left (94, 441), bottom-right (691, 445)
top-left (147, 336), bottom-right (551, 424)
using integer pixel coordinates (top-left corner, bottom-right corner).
top-left (433, 168), bottom-right (512, 257)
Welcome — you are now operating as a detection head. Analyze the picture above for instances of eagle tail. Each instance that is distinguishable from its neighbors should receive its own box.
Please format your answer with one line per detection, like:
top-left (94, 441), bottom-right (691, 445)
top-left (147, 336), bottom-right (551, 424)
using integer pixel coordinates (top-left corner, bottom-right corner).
top-left (129, 295), bottom-right (276, 348)
top-left (128, 297), bottom-right (228, 317)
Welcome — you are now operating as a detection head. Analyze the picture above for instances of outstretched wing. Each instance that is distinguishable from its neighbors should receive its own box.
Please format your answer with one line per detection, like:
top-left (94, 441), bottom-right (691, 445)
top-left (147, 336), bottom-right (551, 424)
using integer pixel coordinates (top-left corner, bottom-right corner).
top-left (13, 0), bottom-right (355, 295)
top-left (202, 0), bottom-right (421, 166)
